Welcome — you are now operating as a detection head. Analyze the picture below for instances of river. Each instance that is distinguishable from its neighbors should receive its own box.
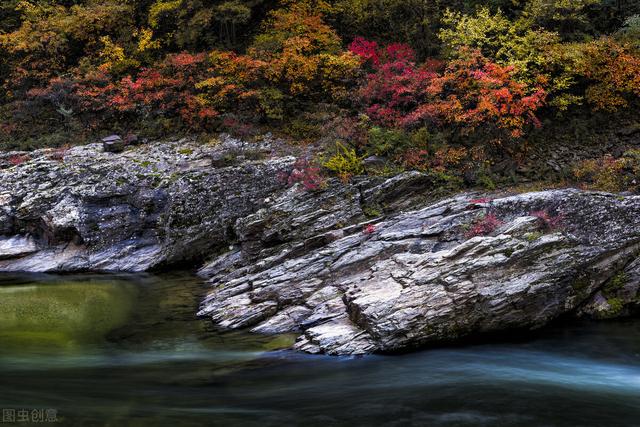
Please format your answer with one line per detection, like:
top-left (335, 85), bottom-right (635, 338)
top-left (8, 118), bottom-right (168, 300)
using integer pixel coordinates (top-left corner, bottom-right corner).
top-left (1, 273), bottom-right (639, 426)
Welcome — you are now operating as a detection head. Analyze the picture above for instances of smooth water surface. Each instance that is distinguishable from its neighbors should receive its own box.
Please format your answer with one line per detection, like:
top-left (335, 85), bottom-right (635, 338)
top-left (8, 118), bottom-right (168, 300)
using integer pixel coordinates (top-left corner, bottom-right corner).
top-left (1, 273), bottom-right (640, 426)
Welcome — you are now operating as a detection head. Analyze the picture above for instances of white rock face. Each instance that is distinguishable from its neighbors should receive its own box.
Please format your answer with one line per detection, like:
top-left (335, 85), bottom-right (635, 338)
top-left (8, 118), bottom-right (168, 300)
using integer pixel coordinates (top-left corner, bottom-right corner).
top-left (0, 235), bottom-right (37, 260)
top-left (198, 190), bottom-right (640, 355)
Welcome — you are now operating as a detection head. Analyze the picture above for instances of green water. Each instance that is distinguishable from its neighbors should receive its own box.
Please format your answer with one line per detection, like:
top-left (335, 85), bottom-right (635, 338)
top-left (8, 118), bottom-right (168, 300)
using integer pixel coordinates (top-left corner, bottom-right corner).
top-left (0, 278), bottom-right (137, 351)
top-left (1, 273), bottom-right (640, 426)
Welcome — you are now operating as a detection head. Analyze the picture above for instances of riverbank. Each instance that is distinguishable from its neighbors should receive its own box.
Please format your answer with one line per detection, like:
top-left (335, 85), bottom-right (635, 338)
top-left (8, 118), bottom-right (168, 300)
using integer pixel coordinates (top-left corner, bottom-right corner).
top-left (1, 138), bottom-right (640, 355)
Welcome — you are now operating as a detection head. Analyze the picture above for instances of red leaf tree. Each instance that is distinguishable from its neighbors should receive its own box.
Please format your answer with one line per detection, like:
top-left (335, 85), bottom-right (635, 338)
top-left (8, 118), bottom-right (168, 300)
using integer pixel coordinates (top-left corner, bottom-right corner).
top-left (350, 38), bottom-right (546, 141)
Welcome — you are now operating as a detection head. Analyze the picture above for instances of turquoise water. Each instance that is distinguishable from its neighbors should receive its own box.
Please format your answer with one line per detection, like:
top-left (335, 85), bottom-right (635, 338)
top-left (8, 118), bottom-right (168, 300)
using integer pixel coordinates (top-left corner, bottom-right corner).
top-left (1, 273), bottom-right (640, 426)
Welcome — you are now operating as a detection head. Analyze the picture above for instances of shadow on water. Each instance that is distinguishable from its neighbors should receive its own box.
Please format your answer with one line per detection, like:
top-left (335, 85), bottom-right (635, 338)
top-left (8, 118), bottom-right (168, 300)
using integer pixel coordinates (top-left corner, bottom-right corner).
top-left (1, 272), bottom-right (640, 426)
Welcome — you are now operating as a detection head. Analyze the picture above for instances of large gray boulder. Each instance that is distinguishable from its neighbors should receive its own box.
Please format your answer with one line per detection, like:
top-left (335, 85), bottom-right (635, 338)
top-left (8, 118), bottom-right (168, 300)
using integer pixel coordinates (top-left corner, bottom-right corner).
top-left (198, 190), bottom-right (640, 355)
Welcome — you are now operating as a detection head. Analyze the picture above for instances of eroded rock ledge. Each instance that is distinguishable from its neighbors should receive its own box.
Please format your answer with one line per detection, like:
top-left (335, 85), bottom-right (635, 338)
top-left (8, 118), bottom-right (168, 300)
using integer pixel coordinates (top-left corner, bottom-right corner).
top-left (1, 139), bottom-right (639, 355)
top-left (198, 189), bottom-right (640, 355)
top-left (0, 137), bottom-right (293, 271)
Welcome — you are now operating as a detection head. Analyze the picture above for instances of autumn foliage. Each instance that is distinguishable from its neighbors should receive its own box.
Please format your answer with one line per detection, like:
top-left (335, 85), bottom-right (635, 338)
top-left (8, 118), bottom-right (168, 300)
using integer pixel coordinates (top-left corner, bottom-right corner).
top-left (0, 0), bottom-right (638, 164)
top-left (11, 1), bottom-right (360, 136)
top-left (279, 158), bottom-right (326, 191)
top-left (25, 53), bottom-right (216, 131)
top-left (351, 38), bottom-right (547, 140)
top-left (571, 37), bottom-right (640, 111)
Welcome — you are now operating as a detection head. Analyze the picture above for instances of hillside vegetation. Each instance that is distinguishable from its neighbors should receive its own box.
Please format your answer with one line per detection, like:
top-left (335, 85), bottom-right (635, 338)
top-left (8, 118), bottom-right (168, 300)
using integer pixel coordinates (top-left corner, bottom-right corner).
top-left (1, 0), bottom-right (640, 189)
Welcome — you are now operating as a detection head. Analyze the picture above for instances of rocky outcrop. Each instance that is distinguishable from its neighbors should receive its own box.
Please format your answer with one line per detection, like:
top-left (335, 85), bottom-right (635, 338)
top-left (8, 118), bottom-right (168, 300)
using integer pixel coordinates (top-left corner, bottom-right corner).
top-left (2, 137), bottom-right (640, 355)
top-left (0, 136), bottom-right (445, 275)
top-left (0, 137), bottom-right (293, 272)
top-left (198, 190), bottom-right (640, 355)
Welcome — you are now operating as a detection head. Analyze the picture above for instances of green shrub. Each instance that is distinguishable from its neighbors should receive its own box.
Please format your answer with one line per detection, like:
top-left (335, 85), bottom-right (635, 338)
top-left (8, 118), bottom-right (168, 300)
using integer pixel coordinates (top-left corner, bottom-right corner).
top-left (323, 142), bottom-right (365, 181)
top-left (258, 88), bottom-right (285, 121)
top-left (366, 127), bottom-right (410, 157)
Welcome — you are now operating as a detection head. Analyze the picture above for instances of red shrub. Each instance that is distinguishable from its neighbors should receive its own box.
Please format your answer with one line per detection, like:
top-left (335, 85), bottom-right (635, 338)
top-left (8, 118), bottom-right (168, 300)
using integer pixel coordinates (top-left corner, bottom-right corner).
top-left (108, 53), bottom-right (217, 127)
top-left (470, 198), bottom-right (492, 204)
top-left (279, 159), bottom-right (326, 192)
top-left (27, 53), bottom-right (218, 132)
top-left (221, 117), bottom-right (256, 139)
top-left (48, 145), bottom-right (70, 162)
top-left (363, 223), bottom-right (376, 234)
top-left (351, 39), bottom-right (546, 141)
top-left (465, 213), bottom-right (503, 238)
top-left (349, 37), bottom-right (417, 70)
top-left (531, 210), bottom-right (564, 231)
top-left (349, 37), bottom-right (381, 67)
top-left (7, 154), bottom-right (29, 166)
top-left (401, 148), bottom-right (430, 171)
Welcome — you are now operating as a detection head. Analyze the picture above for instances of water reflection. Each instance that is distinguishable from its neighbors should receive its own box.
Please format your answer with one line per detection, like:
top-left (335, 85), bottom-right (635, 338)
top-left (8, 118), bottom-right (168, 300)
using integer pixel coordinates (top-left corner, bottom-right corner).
top-left (0, 274), bottom-right (138, 352)
top-left (0, 273), bottom-right (639, 426)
